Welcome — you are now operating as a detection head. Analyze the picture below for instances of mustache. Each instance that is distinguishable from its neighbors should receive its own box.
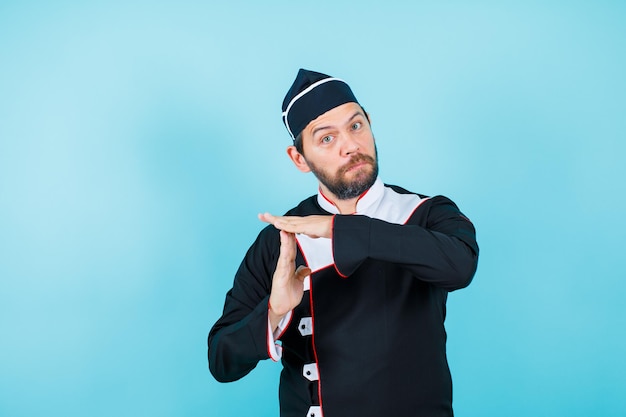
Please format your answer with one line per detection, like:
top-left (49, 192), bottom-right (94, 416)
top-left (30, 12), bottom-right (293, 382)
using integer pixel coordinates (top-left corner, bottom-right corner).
top-left (339, 153), bottom-right (376, 174)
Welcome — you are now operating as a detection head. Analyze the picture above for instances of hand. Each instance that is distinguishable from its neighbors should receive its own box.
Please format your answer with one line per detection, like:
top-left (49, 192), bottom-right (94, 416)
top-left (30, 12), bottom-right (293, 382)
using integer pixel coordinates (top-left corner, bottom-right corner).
top-left (259, 212), bottom-right (333, 239)
top-left (268, 231), bottom-right (311, 330)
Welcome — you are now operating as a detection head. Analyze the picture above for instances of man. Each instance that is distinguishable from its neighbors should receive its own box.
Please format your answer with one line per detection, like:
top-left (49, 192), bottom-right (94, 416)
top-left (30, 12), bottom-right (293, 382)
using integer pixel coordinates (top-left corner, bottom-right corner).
top-left (208, 69), bottom-right (479, 417)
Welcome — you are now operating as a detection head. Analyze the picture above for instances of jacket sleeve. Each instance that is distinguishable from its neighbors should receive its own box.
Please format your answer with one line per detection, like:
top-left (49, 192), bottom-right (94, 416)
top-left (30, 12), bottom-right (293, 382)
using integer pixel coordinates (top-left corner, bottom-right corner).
top-left (208, 226), bottom-right (280, 382)
top-left (332, 195), bottom-right (479, 291)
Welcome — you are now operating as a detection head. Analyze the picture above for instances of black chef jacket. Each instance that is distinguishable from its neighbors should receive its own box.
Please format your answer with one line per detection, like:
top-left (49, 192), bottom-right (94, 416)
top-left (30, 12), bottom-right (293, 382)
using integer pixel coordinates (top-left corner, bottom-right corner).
top-left (208, 178), bottom-right (479, 417)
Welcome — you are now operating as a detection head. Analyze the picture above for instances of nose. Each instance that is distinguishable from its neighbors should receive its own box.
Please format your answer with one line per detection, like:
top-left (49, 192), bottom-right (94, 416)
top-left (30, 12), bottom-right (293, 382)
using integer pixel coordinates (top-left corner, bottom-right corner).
top-left (340, 133), bottom-right (360, 157)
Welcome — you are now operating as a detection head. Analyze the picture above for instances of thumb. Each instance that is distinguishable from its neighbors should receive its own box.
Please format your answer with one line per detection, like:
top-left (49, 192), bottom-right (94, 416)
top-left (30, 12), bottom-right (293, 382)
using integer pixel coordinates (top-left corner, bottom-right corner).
top-left (294, 265), bottom-right (311, 282)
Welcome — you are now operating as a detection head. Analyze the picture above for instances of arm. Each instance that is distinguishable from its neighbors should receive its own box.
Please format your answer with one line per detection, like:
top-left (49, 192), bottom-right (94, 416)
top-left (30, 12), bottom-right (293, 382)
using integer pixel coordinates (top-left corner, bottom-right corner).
top-left (260, 196), bottom-right (478, 291)
top-left (208, 227), bottom-right (310, 382)
top-left (333, 195), bottom-right (478, 290)
top-left (207, 227), bottom-right (277, 382)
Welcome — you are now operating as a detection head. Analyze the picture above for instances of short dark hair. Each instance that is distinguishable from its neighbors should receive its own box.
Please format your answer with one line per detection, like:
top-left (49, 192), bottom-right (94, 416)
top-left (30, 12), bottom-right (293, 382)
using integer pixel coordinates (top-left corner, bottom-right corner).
top-left (294, 132), bottom-right (304, 155)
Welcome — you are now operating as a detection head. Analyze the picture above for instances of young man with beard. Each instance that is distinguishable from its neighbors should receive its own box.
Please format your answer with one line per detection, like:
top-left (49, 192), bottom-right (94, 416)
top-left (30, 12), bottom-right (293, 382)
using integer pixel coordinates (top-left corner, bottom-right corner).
top-left (208, 69), bottom-right (479, 417)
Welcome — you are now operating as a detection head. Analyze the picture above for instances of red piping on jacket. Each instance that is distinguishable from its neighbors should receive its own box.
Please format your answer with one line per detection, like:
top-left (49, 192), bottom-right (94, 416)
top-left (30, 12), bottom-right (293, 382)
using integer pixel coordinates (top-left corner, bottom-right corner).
top-left (297, 237), bottom-right (324, 414)
top-left (309, 269), bottom-right (324, 415)
top-left (401, 197), bottom-right (430, 225)
top-left (318, 185), bottom-right (372, 214)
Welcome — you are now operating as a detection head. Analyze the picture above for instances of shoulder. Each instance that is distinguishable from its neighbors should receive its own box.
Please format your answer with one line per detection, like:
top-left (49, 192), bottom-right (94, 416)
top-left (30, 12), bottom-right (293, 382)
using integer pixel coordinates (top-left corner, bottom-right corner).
top-left (412, 193), bottom-right (478, 254)
top-left (384, 183), bottom-right (463, 212)
top-left (384, 183), bottom-right (430, 200)
top-left (384, 184), bottom-right (470, 224)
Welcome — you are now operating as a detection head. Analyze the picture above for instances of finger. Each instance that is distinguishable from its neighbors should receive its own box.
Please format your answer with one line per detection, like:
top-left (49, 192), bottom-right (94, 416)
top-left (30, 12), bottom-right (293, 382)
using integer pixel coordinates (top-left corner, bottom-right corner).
top-left (260, 213), bottom-right (299, 234)
top-left (274, 222), bottom-right (296, 234)
top-left (276, 230), bottom-right (296, 267)
top-left (273, 217), bottom-right (303, 234)
top-left (258, 212), bottom-right (277, 224)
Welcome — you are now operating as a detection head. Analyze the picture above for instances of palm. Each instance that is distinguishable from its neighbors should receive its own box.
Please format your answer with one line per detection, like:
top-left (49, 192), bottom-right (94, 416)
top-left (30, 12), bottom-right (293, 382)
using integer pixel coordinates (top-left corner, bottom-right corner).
top-left (270, 231), bottom-right (310, 315)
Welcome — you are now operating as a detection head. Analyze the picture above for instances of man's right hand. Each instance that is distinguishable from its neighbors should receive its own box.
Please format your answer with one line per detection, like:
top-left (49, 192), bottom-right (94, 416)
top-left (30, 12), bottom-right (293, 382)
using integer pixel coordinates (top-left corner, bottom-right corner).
top-left (268, 230), bottom-right (311, 331)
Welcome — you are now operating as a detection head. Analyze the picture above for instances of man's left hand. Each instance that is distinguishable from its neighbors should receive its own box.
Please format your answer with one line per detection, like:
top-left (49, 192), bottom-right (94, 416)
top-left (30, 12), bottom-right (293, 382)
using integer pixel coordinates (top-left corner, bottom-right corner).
top-left (259, 213), bottom-right (333, 239)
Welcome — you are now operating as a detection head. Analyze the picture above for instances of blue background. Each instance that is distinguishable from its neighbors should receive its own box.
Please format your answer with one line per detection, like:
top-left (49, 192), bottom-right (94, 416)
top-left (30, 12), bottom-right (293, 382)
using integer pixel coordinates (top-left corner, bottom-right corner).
top-left (1, 1), bottom-right (625, 416)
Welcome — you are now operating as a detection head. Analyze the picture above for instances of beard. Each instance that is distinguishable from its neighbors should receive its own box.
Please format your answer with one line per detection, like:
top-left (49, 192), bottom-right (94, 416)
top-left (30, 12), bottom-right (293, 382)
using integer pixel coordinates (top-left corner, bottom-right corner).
top-left (307, 146), bottom-right (379, 200)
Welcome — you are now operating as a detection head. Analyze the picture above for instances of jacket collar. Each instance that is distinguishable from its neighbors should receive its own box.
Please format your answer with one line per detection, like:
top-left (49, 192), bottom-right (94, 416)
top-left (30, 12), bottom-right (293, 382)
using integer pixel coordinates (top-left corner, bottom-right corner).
top-left (316, 177), bottom-right (384, 215)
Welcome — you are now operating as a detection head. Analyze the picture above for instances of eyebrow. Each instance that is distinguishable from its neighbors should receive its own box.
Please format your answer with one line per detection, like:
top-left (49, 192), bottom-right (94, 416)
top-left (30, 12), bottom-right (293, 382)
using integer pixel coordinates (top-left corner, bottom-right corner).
top-left (311, 111), bottom-right (365, 137)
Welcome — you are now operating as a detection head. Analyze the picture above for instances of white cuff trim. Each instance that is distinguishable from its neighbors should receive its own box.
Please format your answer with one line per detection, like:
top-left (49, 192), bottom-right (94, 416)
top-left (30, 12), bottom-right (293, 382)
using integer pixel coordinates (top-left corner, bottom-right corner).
top-left (267, 310), bottom-right (293, 362)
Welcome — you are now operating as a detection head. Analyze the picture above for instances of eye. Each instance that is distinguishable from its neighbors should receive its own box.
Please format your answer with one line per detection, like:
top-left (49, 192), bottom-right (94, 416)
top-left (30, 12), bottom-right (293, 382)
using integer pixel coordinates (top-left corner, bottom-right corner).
top-left (321, 135), bottom-right (334, 144)
top-left (351, 122), bottom-right (362, 130)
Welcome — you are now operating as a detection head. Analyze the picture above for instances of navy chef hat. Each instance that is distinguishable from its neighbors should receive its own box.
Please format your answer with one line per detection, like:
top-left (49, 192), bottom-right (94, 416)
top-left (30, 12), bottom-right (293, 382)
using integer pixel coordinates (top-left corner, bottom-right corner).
top-left (282, 69), bottom-right (359, 141)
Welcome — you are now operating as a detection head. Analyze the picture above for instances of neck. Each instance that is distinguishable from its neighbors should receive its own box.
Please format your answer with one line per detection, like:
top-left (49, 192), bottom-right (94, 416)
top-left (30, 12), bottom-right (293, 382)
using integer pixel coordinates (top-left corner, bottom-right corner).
top-left (334, 198), bottom-right (358, 214)
top-left (319, 185), bottom-right (359, 214)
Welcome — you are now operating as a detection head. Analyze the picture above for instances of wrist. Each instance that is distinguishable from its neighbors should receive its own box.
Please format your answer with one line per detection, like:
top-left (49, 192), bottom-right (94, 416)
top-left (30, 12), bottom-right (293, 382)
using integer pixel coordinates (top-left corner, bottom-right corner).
top-left (268, 299), bottom-right (289, 332)
top-left (268, 298), bottom-right (290, 317)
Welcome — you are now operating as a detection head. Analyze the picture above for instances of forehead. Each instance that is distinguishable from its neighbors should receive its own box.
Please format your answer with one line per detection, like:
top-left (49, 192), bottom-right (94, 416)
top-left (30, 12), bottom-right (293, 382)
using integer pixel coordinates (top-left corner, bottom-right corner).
top-left (303, 102), bottom-right (364, 134)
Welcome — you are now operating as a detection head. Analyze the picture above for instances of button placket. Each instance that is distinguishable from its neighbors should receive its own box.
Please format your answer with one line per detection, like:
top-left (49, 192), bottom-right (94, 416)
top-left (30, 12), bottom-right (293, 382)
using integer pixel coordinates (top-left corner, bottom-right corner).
top-left (302, 363), bottom-right (319, 381)
top-left (298, 317), bottom-right (312, 336)
top-left (301, 270), bottom-right (319, 417)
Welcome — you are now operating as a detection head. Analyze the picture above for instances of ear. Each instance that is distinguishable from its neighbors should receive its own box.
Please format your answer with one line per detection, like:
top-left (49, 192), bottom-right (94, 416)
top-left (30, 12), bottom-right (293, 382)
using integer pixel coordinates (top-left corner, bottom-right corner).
top-left (287, 146), bottom-right (311, 173)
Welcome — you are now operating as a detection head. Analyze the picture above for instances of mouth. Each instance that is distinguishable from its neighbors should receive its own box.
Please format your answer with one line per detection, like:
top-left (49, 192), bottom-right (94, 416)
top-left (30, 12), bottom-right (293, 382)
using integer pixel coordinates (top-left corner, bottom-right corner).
top-left (344, 161), bottom-right (368, 172)
top-left (341, 154), bottom-right (374, 175)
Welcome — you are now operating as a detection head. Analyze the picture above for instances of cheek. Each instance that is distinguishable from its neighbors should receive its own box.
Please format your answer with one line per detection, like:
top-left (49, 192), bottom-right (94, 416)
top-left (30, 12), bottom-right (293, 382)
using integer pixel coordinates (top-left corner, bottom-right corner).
top-left (359, 135), bottom-right (376, 152)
